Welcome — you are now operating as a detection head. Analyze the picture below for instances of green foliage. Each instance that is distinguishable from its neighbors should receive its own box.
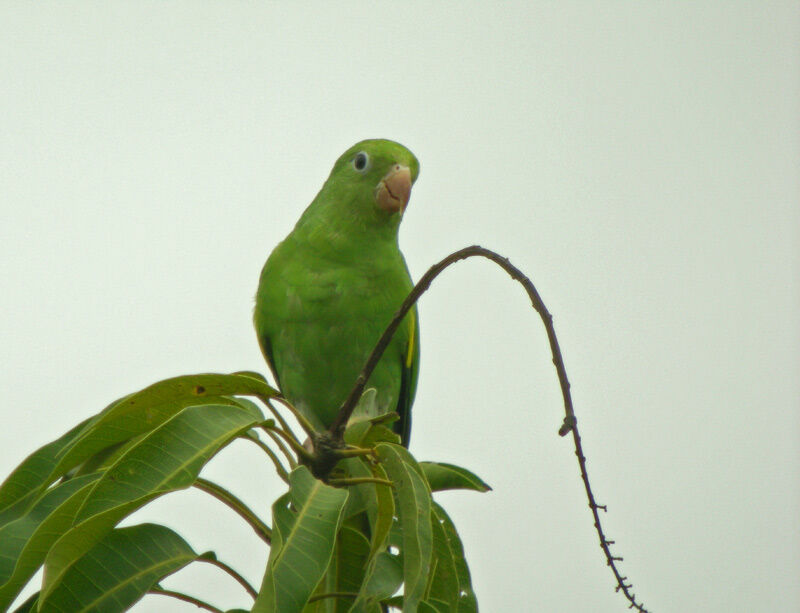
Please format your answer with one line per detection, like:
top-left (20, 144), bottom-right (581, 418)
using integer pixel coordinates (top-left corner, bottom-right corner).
top-left (0, 372), bottom-right (488, 612)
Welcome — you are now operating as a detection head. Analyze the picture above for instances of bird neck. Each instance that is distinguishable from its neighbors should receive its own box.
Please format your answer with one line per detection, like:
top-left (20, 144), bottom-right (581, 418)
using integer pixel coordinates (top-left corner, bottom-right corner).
top-left (292, 185), bottom-right (403, 264)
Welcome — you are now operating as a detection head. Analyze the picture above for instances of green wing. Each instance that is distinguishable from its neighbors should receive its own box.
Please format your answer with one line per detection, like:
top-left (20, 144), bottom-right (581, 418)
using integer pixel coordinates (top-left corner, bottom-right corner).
top-left (396, 305), bottom-right (420, 447)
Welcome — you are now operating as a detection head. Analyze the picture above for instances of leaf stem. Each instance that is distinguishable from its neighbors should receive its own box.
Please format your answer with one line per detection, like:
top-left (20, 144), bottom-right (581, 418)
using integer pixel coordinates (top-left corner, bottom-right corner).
top-left (254, 392), bottom-right (305, 448)
top-left (263, 423), bottom-right (298, 469)
top-left (262, 422), bottom-right (314, 463)
top-left (149, 587), bottom-right (223, 613)
top-left (273, 395), bottom-right (319, 440)
top-left (243, 433), bottom-right (290, 483)
top-left (193, 477), bottom-right (272, 543)
top-left (327, 476), bottom-right (393, 487)
top-left (333, 446), bottom-right (375, 458)
top-left (198, 556), bottom-right (258, 598)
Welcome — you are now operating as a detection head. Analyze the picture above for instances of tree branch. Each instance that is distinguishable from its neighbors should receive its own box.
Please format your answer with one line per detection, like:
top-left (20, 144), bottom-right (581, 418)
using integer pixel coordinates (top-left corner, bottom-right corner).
top-left (329, 244), bottom-right (649, 612)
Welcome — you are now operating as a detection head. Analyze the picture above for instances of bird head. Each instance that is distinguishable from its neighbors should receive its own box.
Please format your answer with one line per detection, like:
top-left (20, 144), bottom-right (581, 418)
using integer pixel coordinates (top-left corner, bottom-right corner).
top-left (329, 139), bottom-right (420, 217)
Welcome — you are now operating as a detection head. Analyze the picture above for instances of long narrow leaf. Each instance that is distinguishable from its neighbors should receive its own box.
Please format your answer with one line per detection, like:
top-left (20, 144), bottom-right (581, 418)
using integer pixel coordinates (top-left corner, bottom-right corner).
top-left (348, 550), bottom-right (403, 613)
top-left (253, 466), bottom-right (348, 613)
top-left (0, 418), bottom-right (92, 518)
top-left (39, 401), bottom-right (263, 603)
top-left (0, 476), bottom-right (100, 609)
top-left (315, 524), bottom-right (371, 613)
top-left (46, 373), bottom-right (276, 492)
top-left (38, 523), bottom-right (197, 612)
top-left (431, 503), bottom-right (478, 612)
top-left (372, 443), bottom-right (432, 613)
top-left (420, 463), bottom-right (491, 494)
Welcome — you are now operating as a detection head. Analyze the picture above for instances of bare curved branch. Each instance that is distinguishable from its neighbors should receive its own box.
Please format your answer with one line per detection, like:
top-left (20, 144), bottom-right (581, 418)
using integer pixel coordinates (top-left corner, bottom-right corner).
top-left (330, 244), bottom-right (650, 612)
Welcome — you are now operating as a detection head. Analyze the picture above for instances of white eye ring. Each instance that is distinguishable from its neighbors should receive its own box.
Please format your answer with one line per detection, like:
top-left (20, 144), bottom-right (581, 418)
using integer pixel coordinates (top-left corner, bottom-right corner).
top-left (353, 151), bottom-right (369, 172)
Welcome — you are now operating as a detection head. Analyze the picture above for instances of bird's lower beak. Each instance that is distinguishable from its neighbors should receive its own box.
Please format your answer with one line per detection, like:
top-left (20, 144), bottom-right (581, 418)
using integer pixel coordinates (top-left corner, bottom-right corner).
top-left (376, 165), bottom-right (412, 213)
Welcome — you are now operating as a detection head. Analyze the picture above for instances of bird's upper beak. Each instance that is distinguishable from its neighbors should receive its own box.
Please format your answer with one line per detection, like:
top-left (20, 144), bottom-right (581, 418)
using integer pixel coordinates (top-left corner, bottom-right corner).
top-left (376, 165), bottom-right (412, 213)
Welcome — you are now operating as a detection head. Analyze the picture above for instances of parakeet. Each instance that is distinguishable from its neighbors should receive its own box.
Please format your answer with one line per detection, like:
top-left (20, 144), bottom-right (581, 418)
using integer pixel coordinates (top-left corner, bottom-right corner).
top-left (254, 139), bottom-right (420, 447)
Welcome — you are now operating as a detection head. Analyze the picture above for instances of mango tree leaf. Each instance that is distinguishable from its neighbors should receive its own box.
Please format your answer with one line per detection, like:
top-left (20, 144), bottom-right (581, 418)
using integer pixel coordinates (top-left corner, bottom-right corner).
top-left (340, 459), bottom-right (371, 520)
top-left (342, 421), bottom-right (372, 448)
top-left (253, 466), bottom-right (348, 613)
top-left (0, 417), bottom-right (92, 519)
top-left (430, 502), bottom-right (478, 612)
top-left (38, 523), bottom-right (197, 612)
top-left (338, 458), bottom-right (394, 566)
top-left (420, 463), bottom-right (491, 494)
top-left (418, 599), bottom-right (449, 613)
top-left (364, 461), bottom-right (394, 563)
top-left (39, 401), bottom-right (263, 603)
top-left (230, 370), bottom-right (269, 382)
top-left (43, 373), bottom-right (277, 495)
top-left (343, 420), bottom-right (400, 449)
top-left (0, 475), bottom-right (100, 609)
top-left (309, 525), bottom-right (370, 613)
top-left (369, 443), bottom-right (432, 613)
top-left (347, 550), bottom-right (403, 613)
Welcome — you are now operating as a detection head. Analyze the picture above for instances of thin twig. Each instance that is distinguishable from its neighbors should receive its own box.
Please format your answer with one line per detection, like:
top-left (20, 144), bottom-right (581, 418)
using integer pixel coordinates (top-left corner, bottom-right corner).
top-left (149, 587), bottom-right (223, 613)
top-left (193, 477), bottom-right (272, 543)
top-left (253, 392), bottom-right (306, 449)
top-left (329, 244), bottom-right (649, 612)
top-left (262, 422), bottom-right (314, 462)
top-left (198, 556), bottom-right (258, 598)
top-left (327, 477), bottom-right (393, 487)
top-left (243, 432), bottom-right (290, 483)
top-left (273, 395), bottom-right (319, 440)
top-left (263, 416), bottom-right (298, 468)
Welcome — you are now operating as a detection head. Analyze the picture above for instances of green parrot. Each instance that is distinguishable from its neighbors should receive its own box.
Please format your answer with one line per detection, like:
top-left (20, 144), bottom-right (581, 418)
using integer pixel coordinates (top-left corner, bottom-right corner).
top-left (254, 139), bottom-right (420, 447)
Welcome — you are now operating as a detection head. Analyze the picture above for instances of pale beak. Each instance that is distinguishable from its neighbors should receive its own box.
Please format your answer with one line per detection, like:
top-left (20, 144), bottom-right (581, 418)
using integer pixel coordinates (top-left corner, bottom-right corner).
top-left (376, 165), bottom-right (412, 213)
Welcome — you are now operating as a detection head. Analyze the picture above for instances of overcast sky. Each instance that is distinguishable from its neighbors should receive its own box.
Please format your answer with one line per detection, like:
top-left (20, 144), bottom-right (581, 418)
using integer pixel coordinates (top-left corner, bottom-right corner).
top-left (1, 3), bottom-right (798, 612)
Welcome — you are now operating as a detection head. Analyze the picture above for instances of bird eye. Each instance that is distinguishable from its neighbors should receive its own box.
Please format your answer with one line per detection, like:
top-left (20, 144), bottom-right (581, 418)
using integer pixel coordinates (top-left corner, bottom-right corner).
top-left (353, 152), bottom-right (369, 172)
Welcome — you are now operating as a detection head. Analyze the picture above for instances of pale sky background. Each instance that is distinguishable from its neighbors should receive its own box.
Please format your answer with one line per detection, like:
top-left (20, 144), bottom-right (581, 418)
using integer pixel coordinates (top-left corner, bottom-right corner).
top-left (1, 3), bottom-right (798, 612)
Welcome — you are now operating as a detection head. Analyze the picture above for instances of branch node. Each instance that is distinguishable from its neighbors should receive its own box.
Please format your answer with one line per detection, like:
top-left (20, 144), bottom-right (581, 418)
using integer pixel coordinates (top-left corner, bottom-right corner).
top-left (558, 414), bottom-right (577, 436)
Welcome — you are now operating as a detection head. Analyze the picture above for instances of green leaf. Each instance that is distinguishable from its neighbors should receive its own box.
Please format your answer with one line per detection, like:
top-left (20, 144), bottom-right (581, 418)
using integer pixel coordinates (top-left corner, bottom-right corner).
top-left (343, 422), bottom-right (372, 447)
top-left (371, 443), bottom-right (433, 613)
top-left (253, 466), bottom-right (349, 613)
top-left (47, 373), bottom-right (276, 491)
top-left (420, 463), bottom-right (491, 493)
top-left (357, 550), bottom-right (403, 608)
top-left (365, 461), bottom-right (394, 563)
top-left (339, 459), bottom-right (370, 520)
top-left (337, 458), bottom-right (394, 566)
top-left (418, 599), bottom-right (449, 613)
top-left (343, 420), bottom-right (400, 449)
top-left (230, 370), bottom-right (269, 382)
top-left (315, 525), bottom-right (370, 613)
top-left (361, 425), bottom-right (400, 448)
top-left (39, 401), bottom-right (263, 603)
top-left (0, 417), bottom-right (92, 518)
top-left (430, 502), bottom-right (478, 612)
top-left (0, 475), bottom-right (100, 609)
top-left (38, 523), bottom-right (197, 612)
